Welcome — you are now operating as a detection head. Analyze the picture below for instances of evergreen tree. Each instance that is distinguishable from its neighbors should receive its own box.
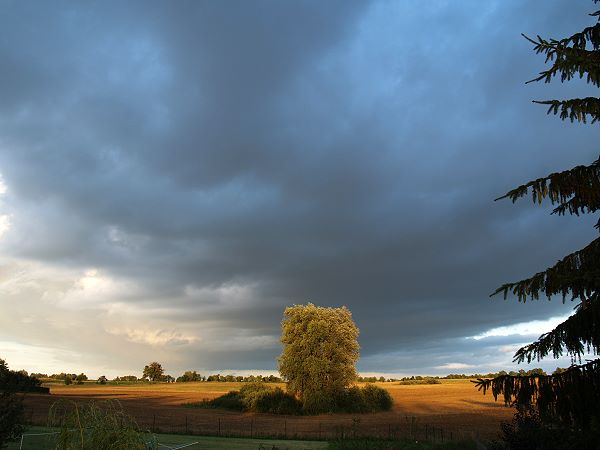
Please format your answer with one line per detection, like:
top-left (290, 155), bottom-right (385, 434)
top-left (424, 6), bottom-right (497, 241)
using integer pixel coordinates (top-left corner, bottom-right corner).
top-left (475, 1), bottom-right (600, 432)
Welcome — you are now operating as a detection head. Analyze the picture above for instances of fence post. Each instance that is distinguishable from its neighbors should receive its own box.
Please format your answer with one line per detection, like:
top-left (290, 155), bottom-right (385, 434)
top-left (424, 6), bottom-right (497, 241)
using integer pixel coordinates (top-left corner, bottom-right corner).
top-left (284, 420), bottom-right (287, 438)
top-left (250, 419), bottom-right (253, 438)
top-left (185, 415), bottom-right (188, 434)
top-left (218, 418), bottom-right (221, 436)
top-left (425, 424), bottom-right (428, 440)
top-left (318, 422), bottom-right (321, 440)
top-left (441, 428), bottom-right (444, 441)
top-left (152, 414), bottom-right (156, 433)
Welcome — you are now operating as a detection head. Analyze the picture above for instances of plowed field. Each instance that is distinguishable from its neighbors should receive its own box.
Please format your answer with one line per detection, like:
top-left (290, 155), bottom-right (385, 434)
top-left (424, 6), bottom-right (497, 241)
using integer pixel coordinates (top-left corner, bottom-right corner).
top-left (22, 380), bottom-right (513, 441)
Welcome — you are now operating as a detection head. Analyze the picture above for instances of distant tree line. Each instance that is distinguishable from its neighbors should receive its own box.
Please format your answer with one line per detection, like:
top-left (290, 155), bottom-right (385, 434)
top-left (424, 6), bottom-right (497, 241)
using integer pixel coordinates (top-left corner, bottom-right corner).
top-left (36, 372), bottom-right (89, 385)
top-left (28, 366), bottom-right (561, 386)
top-left (444, 368), bottom-right (556, 379)
top-left (357, 369), bottom-right (557, 382)
top-left (180, 373), bottom-right (283, 383)
top-left (0, 364), bottom-right (43, 391)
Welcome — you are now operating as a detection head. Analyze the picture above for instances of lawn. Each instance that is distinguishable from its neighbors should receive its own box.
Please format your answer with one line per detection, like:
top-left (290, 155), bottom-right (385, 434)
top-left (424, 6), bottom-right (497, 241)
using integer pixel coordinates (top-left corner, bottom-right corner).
top-left (8, 426), bottom-right (477, 449)
top-left (9, 426), bottom-right (328, 450)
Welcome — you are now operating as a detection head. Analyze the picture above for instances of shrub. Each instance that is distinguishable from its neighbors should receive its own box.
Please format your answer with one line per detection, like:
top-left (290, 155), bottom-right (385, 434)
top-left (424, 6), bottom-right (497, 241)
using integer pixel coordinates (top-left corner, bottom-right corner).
top-left (397, 378), bottom-right (441, 385)
top-left (239, 382), bottom-right (273, 410)
top-left (48, 399), bottom-right (153, 450)
top-left (302, 388), bottom-right (335, 415)
top-left (185, 383), bottom-right (301, 414)
top-left (362, 384), bottom-right (393, 412)
top-left (334, 386), bottom-right (368, 413)
top-left (207, 391), bottom-right (245, 411)
top-left (186, 382), bottom-right (393, 415)
top-left (253, 388), bottom-right (302, 415)
top-left (490, 405), bottom-right (600, 450)
top-left (333, 384), bottom-right (393, 413)
top-left (0, 391), bottom-right (26, 448)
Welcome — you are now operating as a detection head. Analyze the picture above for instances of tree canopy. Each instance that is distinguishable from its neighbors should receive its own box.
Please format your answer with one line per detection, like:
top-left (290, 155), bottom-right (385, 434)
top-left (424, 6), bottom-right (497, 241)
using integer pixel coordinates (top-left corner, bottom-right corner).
top-left (475, 1), bottom-right (600, 432)
top-left (278, 303), bottom-right (359, 413)
top-left (142, 362), bottom-right (164, 382)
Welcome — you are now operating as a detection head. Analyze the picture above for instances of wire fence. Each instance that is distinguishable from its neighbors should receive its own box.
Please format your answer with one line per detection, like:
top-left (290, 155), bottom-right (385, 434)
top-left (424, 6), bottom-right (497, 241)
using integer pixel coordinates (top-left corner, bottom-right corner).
top-left (23, 405), bottom-right (480, 444)
top-left (134, 414), bottom-right (461, 443)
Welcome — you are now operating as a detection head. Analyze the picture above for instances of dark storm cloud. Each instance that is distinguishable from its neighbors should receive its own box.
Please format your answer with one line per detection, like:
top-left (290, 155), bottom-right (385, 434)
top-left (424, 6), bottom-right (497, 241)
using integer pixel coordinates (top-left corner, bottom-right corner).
top-left (0, 0), bottom-right (597, 375)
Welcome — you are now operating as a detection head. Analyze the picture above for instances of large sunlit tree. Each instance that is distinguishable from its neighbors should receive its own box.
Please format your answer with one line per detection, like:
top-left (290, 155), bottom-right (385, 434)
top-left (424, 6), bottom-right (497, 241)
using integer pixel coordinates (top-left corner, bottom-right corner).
top-left (278, 303), bottom-right (359, 413)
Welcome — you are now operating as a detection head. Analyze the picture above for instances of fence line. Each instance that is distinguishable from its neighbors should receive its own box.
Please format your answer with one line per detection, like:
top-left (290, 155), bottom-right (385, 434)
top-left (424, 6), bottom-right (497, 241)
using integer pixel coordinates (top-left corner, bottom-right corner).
top-left (138, 414), bottom-right (460, 442)
top-left (25, 406), bottom-right (465, 443)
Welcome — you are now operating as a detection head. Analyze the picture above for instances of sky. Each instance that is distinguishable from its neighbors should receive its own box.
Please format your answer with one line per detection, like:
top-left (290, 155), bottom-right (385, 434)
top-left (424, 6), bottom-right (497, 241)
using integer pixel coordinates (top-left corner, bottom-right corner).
top-left (0, 0), bottom-right (598, 379)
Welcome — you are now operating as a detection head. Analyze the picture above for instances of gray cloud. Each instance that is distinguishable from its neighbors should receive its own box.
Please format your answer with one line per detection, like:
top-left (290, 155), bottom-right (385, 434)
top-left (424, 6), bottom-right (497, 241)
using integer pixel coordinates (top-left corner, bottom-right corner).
top-left (0, 0), bottom-right (597, 377)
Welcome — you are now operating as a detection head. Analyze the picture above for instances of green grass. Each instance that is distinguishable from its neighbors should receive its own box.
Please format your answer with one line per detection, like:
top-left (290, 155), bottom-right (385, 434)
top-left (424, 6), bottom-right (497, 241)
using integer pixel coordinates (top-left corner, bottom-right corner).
top-left (328, 437), bottom-right (477, 450)
top-left (6, 427), bottom-right (477, 450)
top-left (7, 426), bottom-right (328, 450)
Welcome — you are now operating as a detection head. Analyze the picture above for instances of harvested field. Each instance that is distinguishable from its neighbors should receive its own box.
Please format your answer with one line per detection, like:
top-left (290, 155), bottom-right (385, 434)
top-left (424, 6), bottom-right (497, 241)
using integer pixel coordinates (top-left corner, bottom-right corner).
top-left (22, 380), bottom-right (513, 441)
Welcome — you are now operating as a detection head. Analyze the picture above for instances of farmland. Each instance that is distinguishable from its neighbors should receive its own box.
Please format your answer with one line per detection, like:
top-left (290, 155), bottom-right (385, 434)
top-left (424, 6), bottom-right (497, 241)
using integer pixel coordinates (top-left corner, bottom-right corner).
top-left (22, 379), bottom-right (513, 441)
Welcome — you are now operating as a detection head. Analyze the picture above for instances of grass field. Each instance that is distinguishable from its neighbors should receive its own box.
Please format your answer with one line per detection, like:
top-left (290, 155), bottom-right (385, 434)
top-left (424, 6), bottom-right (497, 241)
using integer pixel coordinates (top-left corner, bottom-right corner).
top-left (21, 379), bottom-right (513, 441)
top-left (8, 426), bottom-right (328, 450)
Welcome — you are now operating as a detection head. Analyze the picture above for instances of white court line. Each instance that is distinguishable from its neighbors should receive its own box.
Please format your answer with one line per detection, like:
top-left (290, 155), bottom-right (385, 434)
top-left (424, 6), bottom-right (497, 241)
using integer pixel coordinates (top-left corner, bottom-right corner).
top-left (157, 442), bottom-right (199, 449)
top-left (19, 432), bottom-right (60, 450)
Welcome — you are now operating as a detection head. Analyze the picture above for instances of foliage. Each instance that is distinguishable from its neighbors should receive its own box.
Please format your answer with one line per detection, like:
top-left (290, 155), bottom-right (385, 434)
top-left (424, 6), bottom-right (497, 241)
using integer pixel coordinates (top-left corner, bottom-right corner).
top-left (0, 391), bottom-right (25, 449)
top-left (185, 382), bottom-right (302, 414)
top-left (0, 358), bottom-right (29, 448)
top-left (112, 375), bottom-right (140, 383)
top-left (0, 358), bottom-right (41, 392)
top-left (278, 303), bottom-right (360, 413)
top-left (487, 404), bottom-right (600, 450)
top-left (328, 437), bottom-right (476, 450)
top-left (159, 374), bottom-right (175, 383)
top-left (176, 370), bottom-right (202, 382)
top-left (397, 378), bottom-right (441, 385)
top-left (475, 0), bottom-right (600, 435)
top-left (189, 390), bottom-right (246, 411)
top-left (193, 382), bottom-right (391, 415)
top-left (362, 384), bottom-right (393, 411)
top-left (96, 376), bottom-right (107, 384)
top-left (142, 362), bottom-right (164, 382)
top-left (252, 387), bottom-right (303, 415)
top-left (239, 382), bottom-right (273, 409)
top-left (333, 385), bottom-right (393, 413)
top-left (48, 399), bottom-right (154, 450)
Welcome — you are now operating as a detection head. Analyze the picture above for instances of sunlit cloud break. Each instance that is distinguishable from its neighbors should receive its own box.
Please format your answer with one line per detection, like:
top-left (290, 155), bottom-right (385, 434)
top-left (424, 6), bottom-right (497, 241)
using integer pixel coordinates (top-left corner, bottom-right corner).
top-left (470, 315), bottom-right (570, 341)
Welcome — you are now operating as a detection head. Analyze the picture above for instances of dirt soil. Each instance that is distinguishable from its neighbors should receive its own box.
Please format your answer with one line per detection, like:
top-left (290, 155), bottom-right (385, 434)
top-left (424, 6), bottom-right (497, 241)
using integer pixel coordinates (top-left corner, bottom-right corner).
top-left (22, 380), bottom-right (513, 441)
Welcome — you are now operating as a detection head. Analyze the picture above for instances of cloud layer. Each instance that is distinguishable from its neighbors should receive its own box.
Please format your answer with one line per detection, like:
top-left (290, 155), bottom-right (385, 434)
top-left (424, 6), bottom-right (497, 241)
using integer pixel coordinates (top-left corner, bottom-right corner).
top-left (0, 0), bottom-right (597, 378)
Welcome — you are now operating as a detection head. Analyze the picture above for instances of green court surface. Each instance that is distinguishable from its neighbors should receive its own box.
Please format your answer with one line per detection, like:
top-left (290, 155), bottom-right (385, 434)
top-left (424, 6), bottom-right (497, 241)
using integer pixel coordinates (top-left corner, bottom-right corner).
top-left (8, 426), bottom-right (329, 450)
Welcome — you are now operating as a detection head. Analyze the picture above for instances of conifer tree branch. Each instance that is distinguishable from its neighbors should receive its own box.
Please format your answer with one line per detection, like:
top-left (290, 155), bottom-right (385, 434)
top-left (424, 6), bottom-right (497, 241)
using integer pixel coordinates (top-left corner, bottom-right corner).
top-left (523, 43), bottom-right (600, 87)
top-left (533, 98), bottom-right (600, 123)
top-left (485, 2), bottom-right (600, 432)
top-left (513, 293), bottom-right (600, 363)
top-left (473, 359), bottom-right (600, 429)
top-left (495, 156), bottom-right (600, 206)
top-left (491, 237), bottom-right (600, 302)
top-left (551, 193), bottom-right (600, 217)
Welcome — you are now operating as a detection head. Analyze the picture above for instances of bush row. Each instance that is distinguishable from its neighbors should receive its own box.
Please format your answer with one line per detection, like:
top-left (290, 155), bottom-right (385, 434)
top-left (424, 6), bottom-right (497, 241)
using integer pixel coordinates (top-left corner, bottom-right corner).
top-left (396, 378), bottom-right (441, 385)
top-left (187, 382), bottom-right (393, 415)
